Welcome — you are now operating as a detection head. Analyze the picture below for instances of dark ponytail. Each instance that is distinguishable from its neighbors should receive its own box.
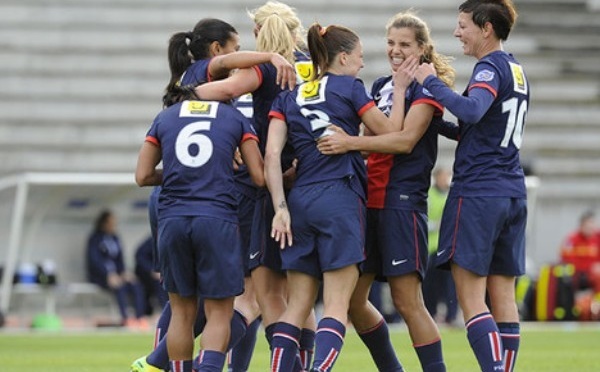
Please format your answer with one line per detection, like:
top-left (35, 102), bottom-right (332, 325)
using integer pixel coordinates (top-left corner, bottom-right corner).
top-left (164, 18), bottom-right (237, 100)
top-left (307, 23), bottom-right (359, 80)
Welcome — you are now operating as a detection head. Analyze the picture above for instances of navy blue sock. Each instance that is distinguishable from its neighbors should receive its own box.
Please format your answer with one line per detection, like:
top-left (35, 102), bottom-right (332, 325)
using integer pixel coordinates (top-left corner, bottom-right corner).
top-left (357, 319), bottom-right (403, 372)
top-left (414, 338), bottom-right (446, 372)
top-left (265, 323), bottom-right (276, 350)
top-left (270, 322), bottom-right (301, 372)
top-left (155, 302), bottom-right (172, 345)
top-left (228, 317), bottom-right (261, 372)
top-left (497, 322), bottom-right (520, 372)
top-left (195, 350), bottom-right (226, 372)
top-left (466, 313), bottom-right (503, 372)
top-left (146, 303), bottom-right (172, 369)
top-left (170, 359), bottom-right (192, 372)
top-left (311, 317), bottom-right (346, 372)
top-left (299, 328), bottom-right (316, 371)
top-left (227, 310), bottom-right (249, 351)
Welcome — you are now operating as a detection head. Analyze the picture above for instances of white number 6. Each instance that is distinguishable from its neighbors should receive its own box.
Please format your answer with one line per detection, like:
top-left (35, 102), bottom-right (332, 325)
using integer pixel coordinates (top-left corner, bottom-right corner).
top-left (175, 121), bottom-right (213, 167)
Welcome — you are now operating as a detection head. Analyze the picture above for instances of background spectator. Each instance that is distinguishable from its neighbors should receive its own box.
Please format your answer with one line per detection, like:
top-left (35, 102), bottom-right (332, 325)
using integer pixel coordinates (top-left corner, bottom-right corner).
top-left (559, 210), bottom-right (600, 291)
top-left (86, 209), bottom-right (148, 329)
top-left (422, 167), bottom-right (458, 325)
top-left (134, 235), bottom-right (167, 316)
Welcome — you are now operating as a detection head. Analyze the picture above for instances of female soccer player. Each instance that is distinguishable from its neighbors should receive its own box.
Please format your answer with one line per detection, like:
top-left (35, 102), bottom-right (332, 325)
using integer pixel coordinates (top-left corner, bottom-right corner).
top-left (265, 22), bottom-right (416, 372)
top-left (130, 17), bottom-right (294, 372)
top-left (135, 81), bottom-right (264, 372)
top-left (317, 11), bottom-right (455, 372)
top-left (414, 1), bottom-right (529, 371)
top-left (194, 2), bottom-right (318, 369)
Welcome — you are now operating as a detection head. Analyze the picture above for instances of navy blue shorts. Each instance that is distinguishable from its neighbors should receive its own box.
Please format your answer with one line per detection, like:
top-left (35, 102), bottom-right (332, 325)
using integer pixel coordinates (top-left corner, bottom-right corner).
top-left (363, 208), bottom-right (428, 280)
top-left (436, 196), bottom-right (527, 276)
top-left (158, 216), bottom-right (244, 299)
top-left (248, 191), bottom-right (284, 273)
top-left (283, 179), bottom-right (366, 278)
top-left (236, 189), bottom-right (256, 276)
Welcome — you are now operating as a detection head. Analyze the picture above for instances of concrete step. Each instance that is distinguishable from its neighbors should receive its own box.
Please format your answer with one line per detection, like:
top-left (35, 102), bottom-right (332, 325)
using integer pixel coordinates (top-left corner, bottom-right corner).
top-left (0, 148), bottom-right (140, 174)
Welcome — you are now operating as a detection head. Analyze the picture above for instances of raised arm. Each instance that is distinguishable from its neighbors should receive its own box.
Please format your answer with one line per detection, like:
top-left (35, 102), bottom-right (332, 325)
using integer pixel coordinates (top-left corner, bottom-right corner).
top-left (209, 52), bottom-right (296, 90)
top-left (415, 62), bottom-right (495, 124)
top-left (195, 67), bottom-right (262, 102)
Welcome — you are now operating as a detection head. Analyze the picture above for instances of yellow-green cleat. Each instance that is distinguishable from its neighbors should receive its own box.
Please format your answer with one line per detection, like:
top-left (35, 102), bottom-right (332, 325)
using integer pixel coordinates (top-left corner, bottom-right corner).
top-left (130, 356), bottom-right (164, 372)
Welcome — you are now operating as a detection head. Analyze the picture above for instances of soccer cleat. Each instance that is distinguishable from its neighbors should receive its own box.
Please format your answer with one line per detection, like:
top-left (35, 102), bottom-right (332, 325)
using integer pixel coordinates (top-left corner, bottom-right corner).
top-left (130, 356), bottom-right (163, 372)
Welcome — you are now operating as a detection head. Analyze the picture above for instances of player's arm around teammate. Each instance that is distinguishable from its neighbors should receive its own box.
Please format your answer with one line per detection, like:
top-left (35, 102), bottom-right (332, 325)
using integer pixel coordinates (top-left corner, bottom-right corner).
top-left (414, 1), bottom-right (529, 371)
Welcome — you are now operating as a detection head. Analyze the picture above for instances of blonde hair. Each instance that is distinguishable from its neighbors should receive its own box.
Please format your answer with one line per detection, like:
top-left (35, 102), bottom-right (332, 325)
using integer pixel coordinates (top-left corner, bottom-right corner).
top-left (387, 11), bottom-right (455, 88)
top-left (247, 1), bottom-right (305, 63)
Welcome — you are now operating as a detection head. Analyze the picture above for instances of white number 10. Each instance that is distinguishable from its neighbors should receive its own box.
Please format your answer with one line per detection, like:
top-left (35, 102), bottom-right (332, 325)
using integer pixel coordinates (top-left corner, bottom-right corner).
top-left (500, 97), bottom-right (527, 149)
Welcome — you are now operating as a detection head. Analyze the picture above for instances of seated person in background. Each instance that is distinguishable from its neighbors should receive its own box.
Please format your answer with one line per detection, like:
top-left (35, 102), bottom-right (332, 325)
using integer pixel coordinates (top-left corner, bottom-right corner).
top-left (560, 210), bottom-right (600, 291)
top-left (86, 209), bottom-right (148, 328)
top-left (135, 235), bottom-right (167, 316)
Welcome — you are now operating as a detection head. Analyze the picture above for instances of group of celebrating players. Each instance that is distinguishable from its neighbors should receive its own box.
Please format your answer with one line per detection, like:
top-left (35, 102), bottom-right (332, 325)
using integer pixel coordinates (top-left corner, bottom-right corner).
top-left (133, 0), bottom-right (530, 371)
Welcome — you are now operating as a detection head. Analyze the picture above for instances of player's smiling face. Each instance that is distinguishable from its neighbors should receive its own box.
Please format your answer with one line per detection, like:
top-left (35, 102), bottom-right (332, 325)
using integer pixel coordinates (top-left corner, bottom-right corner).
top-left (386, 27), bottom-right (423, 73)
top-left (343, 42), bottom-right (365, 77)
top-left (454, 12), bottom-right (482, 58)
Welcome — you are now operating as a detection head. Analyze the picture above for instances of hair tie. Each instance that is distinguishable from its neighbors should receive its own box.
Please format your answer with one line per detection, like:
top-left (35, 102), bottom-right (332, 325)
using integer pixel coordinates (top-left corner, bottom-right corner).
top-left (319, 26), bottom-right (328, 36)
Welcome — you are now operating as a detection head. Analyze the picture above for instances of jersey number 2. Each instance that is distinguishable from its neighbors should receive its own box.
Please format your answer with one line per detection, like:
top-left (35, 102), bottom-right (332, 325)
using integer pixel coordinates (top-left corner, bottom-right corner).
top-left (175, 121), bottom-right (213, 167)
top-left (500, 97), bottom-right (527, 149)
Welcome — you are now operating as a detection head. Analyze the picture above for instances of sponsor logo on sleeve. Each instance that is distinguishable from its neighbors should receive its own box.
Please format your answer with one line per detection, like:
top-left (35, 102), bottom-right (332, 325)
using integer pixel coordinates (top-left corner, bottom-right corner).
top-left (474, 69), bottom-right (495, 82)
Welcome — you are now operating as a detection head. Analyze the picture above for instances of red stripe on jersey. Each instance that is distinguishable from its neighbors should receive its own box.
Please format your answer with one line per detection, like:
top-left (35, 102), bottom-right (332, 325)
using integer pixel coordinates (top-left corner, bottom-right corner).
top-left (413, 211), bottom-right (421, 271)
top-left (366, 153), bottom-right (394, 209)
top-left (357, 101), bottom-right (376, 116)
top-left (412, 98), bottom-right (444, 116)
top-left (469, 82), bottom-right (497, 98)
top-left (241, 133), bottom-right (259, 144)
top-left (269, 110), bottom-right (285, 121)
top-left (145, 135), bottom-right (159, 146)
top-left (251, 65), bottom-right (264, 87)
top-left (450, 197), bottom-right (463, 259)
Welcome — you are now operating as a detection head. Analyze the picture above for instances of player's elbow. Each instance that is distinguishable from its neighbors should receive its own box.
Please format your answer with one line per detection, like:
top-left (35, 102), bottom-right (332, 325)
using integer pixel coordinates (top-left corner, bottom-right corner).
top-left (135, 169), bottom-right (153, 187)
top-left (251, 171), bottom-right (265, 188)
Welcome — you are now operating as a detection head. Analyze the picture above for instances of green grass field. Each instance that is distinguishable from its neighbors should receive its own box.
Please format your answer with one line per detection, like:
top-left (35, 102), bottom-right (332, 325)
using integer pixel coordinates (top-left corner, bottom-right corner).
top-left (0, 324), bottom-right (598, 371)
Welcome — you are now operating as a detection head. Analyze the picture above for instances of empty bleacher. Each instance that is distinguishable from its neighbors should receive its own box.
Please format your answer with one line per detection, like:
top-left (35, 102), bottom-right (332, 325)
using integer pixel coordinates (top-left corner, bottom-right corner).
top-left (0, 0), bottom-right (599, 294)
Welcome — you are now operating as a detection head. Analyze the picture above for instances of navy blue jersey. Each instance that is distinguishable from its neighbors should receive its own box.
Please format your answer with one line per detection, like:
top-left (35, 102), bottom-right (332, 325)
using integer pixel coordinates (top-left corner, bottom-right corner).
top-left (233, 93), bottom-right (258, 195)
top-left (269, 73), bottom-right (374, 200)
top-left (252, 51), bottom-right (311, 170)
top-left (145, 100), bottom-right (258, 222)
top-left (367, 76), bottom-right (444, 212)
top-left (179, 59), bottom-right (212, 86)
top-left (451, 51), bottom-right (529, 197)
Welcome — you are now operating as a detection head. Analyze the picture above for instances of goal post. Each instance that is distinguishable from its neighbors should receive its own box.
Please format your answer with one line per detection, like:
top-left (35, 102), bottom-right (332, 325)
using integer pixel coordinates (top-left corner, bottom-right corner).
top-left (0, 172), bottom-right (145, 314)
